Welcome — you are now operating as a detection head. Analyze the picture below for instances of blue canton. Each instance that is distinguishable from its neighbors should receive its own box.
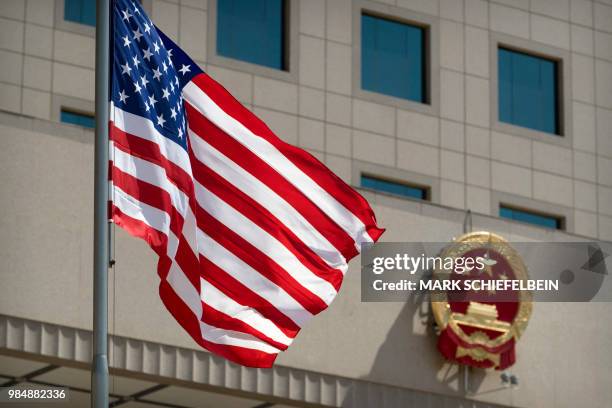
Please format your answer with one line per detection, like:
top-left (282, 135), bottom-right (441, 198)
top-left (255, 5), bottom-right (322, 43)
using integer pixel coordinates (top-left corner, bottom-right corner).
top-left (112, 0), bottom-right (202, 151)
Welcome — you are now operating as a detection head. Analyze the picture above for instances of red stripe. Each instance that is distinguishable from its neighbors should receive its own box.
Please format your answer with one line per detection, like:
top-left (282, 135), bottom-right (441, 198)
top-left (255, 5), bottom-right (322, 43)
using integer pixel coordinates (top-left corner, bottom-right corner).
top-left (159, 280), bottom-right (278, 368)
top-left (201, 302), bottom-right (289, 351)
top-left (200, 257), bottom-right (301, 336)
top-left (110, 163), bottom-right (183, 238)
top-left (196, 206), bottom-right (329, 316)
top-left (110, 124), bottom-right (194, 199)
top-left (184, 101), bottom-right (359, 260)
top-left (191, 73), bottom-right (384, 242)
top-left (192, 159), bottom-right (343, 291)
top-left (111, 204), bottom-right (167, 257)
top-left (114, 204), bottom-right (277, 367)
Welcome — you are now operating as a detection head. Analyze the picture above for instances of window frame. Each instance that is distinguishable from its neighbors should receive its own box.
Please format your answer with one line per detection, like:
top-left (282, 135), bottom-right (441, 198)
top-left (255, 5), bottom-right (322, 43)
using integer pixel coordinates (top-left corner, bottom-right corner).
top-left (60, 108), bottom-right (96, 128)
top-left (490, 191), bottom-right (573, 232)
top-left (490, 32), bottom-right (572, 148)
top-left (360, 173), bottom-right (430, 201)
top-left (207, 0), bottom-right (299, 82)
top-left (52, 95), bottom-right (95, 129)
top-left (352, 160), bottom-right (439, 203)
top-left (499, 204), bottom-right (564, 230)
top-left (352, 1), bottom-right (439, 115)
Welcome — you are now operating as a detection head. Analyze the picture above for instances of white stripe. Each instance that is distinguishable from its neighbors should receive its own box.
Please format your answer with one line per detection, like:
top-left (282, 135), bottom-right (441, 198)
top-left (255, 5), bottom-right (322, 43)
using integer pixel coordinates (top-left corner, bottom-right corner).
top-left (183, 84), bottom-right (372, 249)
top-left (111, 103), bottom-right (192, 175)
top-left (111, 182), bottom-right (171, 236)
top-left (111, 184), bottom-right (181, 257)
top-left (199, 321), bottom-right (280, 354)
top-left (195, 182), bottom-right (337, 305)
top-left (189, 132), bottom-right (347, 272)
top-left (197, 230), bottom-right (312, 327)
top-left (166, 260), bottom-right (280, 354)
top-left (111, 142), bottom-right (198, 255)
top-left (201, 279), bottom-right (293, 346)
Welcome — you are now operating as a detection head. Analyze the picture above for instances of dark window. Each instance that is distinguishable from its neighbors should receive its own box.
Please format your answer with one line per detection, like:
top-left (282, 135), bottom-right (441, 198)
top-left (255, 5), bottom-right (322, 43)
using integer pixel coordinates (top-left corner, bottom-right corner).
top-left (64, 0), bottom-right (96, 26)
top-left (217, 0), bottom-right (286, 70)
top-left (498, 47), bottom-right (559, 135)
top-left (361, 175), bottom-right (428, 200)
top-left (361, 13), bottom-right (426, 103)
top-left (499, 205), bottom-right (563, 230)
top-left (61, 109), bottom-right (95, 128)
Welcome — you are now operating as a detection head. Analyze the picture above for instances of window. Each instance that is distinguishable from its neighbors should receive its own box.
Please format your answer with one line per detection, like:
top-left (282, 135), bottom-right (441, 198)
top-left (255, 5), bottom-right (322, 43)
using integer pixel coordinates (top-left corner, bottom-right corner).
top-left (499, 205), bottom-right (563, 230)
top-left (361, 13), bottom-right (426, 103)
top-left (498, 48), bottom-right (559, 135)
top-left (61, 109), bottom-right (95, 128)
top-left (64, 0), bottom-right (96, 26)
top-left (361, 175), bottom-right (428, 200)
top-left (216, 0), bottom-right (286, 70)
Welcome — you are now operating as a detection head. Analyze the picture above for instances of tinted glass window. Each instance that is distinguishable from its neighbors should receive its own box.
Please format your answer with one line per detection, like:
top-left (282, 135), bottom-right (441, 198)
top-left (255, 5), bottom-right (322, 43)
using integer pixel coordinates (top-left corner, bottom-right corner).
top-left (65, 0), bottom-right (96, 26)
top-left (217, 0), bottom-right (285, 70)
top-left (361, 175), bottom-right (428, 200)
top-left (498, 48), bottom-right (559, 134)
top-left (361, 14), bottom-right (425, 102)
top-left (61, 110), bottom-right (95, 128)
top-left (500, 205), bottom-right (562, 229)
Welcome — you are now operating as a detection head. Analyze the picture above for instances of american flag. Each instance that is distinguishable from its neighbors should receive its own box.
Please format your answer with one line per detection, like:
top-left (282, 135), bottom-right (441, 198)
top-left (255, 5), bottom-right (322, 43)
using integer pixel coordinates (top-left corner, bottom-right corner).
top-left (109, 0), bottom-right (384, 367)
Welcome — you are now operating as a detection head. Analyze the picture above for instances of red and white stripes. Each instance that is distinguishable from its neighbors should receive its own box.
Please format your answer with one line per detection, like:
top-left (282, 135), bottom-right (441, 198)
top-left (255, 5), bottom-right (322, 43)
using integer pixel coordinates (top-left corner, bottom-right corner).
top-left (109, 72), bottom-right (384, 367)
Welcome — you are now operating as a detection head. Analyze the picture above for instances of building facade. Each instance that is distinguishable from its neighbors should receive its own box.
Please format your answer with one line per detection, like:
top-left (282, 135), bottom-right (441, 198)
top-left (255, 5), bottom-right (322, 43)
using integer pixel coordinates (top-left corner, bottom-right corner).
top-left (1, 0), bottom-right (611, 407)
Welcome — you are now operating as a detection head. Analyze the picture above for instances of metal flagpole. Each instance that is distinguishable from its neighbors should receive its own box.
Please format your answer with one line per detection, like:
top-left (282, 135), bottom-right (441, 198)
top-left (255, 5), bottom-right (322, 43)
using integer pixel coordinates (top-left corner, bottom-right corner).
top-left (92, 0), bottom-right (110, 406)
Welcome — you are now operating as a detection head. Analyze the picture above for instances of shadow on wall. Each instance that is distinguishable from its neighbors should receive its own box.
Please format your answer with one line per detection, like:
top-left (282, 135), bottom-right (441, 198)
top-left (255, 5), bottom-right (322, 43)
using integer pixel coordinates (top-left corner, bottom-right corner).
top-left (340, 275), bottom-right (492, 407)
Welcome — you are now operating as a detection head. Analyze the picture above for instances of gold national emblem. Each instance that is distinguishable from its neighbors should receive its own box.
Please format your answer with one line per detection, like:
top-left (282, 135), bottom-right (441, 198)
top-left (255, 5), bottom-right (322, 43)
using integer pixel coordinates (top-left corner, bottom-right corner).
top-left (431, 231), bottom-right (532, 369)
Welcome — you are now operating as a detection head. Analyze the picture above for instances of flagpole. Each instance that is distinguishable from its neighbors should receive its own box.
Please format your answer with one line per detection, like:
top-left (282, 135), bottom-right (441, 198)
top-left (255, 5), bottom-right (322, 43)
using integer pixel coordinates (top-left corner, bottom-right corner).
top-left (92, 0), bottom-right (110, 406)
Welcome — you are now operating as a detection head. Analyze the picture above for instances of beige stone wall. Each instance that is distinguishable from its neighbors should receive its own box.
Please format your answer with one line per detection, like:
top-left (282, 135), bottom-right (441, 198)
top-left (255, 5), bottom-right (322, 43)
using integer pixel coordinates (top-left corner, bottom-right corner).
top-left (1, 115), bottom-right (611, 407)
top-left (1, 0), bottom-right (612, 406)
top-left (1, 0), bottom-right (611, 240)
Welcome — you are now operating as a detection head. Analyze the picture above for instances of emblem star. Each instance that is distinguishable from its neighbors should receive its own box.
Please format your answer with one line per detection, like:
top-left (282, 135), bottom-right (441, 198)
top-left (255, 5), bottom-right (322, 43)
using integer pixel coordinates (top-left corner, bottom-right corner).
top-left (118, 89), bottom-right (129, 104)
top-left (170, 107), bottom-right (177, 120)
top-left (120, 62), bottom-right (132, 75)
top-left (152, 67), bottom-right (162, 81)
top-left (133, 27), bottom-right (143, 42)
top-left (143, 22), bottom-right (151, 34)
top-left (140, 74), bottom-right (149, 88)
top-left (121, 8), bottom-right (132, 21)
top-left (162, 87), bottom-right (170, 100)
top-left (148, 94), bottom-right (157, 107)
top-left (178, 64), bottom-right (191, 75)
top-left (156, 113), bottom-right (166, 127)
top-left (142, 47), bottom-right (153, 61)
top-left (132, 55), bottom-right (140, 68)
top-left (122, 35), bottom-right (130, 47)
top-left (153, 41), bottom-right (161, 54)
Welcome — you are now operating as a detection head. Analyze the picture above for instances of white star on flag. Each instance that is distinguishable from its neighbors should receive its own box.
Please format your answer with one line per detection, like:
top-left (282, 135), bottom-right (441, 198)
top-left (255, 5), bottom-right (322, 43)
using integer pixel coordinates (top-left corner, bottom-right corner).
top-left (162, 87), bottom-right (170, 100)
top-left (152, 67), bottom-right (162, 81)
top-left (118, 89), bottom-right (129, 103)
top-left (178, 64), bottom-right (190, 75)
top-left (133, 27), bottom-right (143, 41)
top-left (121, 8), bottom-right (132, 21)
top-left (120, 62), bottom-right (131, 75)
